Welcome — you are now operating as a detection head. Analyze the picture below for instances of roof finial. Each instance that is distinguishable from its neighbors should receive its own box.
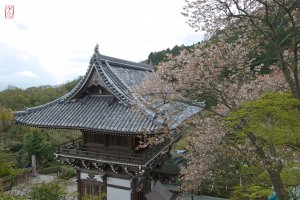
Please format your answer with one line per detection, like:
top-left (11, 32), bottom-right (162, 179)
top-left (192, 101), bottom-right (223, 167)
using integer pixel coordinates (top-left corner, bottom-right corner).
top-left (149, 59), bottom-right (153, 66)
top-left (94, 43), bottom-right (100, 54)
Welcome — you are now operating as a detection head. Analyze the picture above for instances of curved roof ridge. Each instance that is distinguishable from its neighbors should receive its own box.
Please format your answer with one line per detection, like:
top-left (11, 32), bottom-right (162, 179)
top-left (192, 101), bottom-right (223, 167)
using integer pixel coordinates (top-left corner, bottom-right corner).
top-left (13, 96), bottom-right (64, 116)
top-left (94, 59), bottom-right (131, 105)
top-left (62, 63), bottom-right (96, 101)
top-left (14, 51), bottom-right (107, 116)
top-left (13, 64), bottom-right (94, 116)
top-left (98, 54), bottom-right (153, 71)
top-left (103, 60), bottom-right (130, 93)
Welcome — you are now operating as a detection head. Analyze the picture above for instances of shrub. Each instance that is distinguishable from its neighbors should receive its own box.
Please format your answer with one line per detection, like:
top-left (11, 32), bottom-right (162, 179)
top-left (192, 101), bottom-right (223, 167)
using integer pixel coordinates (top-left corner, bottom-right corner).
top-left (28, 179), bottom-right (67, 200)
top-left (38, 166), bottom-right (58, 175)
top-left (58, 166), bottom-right (76, 180)
top-left (82, 193), bottom-right (106, 200)
top-left (230, 185), bottom-right (271, 200)
top-left (38, 166), bottom-right (76, 180)
top-left (0, 193), bottom-right (26, 200)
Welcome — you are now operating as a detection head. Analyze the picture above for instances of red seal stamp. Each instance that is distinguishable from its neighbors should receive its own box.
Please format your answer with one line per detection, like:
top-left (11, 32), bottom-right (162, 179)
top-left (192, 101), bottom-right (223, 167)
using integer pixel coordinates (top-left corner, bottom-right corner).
top-left (5, 5), bottom-right (14, 19)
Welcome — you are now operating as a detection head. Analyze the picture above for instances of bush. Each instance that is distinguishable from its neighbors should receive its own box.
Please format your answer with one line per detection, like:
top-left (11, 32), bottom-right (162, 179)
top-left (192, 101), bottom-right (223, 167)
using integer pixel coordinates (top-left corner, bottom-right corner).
top-left (58, 166), bottom-right (76, 180)
top-left (0, 153), bottom-right (20, 178)
top-left (28, 179), bottom-right (67, 200)
top-left (38, 166), bottom-right (75, 180)
top-left (82, 193), bottom-right (106, 200)
top-left (38, 166), bottom-right (58, 175)
top-left (0, 193), bottom-right (25, 200)
top-left (230, 185), bottom-right (271, 200)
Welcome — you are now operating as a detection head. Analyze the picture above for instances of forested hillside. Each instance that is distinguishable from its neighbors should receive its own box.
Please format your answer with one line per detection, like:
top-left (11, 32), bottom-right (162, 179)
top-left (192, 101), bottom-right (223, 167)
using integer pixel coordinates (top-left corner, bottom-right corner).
top-left (0, 77), bottom-right (81, 111)
top-left (0, 77), bottom-right (82, 197)
top-left (143, 43), bottom-right (198, 67)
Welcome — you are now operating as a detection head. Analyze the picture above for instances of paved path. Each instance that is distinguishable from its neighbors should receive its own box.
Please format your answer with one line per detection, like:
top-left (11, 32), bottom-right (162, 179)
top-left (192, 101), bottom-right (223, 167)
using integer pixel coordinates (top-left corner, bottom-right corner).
top-left (181, 194), bottom-right (228, 200)
top-left (6, 174), bottom-right (78, 200)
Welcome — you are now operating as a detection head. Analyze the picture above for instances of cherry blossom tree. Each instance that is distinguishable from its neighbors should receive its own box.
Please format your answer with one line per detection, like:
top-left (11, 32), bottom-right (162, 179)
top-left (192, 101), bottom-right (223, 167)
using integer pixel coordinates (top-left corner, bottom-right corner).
top-left (133, 2), bottom-right (300, 199)
top-left (133, 29), bottom-right (297, 199)
top-left (178, 2), bottom-right (300, 198)
top-left (182, 0), bottom-right (300, 99)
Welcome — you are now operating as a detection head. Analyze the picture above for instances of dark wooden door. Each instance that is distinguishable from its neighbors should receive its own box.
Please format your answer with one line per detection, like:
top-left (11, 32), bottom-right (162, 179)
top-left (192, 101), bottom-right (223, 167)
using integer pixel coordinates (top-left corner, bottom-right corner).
top-left (80, 179), bottom-right (102, 197)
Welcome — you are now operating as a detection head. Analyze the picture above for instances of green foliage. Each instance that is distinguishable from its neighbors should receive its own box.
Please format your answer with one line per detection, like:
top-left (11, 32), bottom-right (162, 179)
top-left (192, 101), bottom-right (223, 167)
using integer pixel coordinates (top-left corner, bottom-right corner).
top-left (146, 44), bottom-right (197, 67)
top-left (280, 162), bottom-right (300, 186)
top-left (0, 193), bottom-right (25, 200)
top-left (28, 180), bottom-right (67, 200)
top-left (0, 152), bottom-right (20, 178)
top-left (0, 107), bottom-right (13, 131)
top-left (227, 92), bottom-right (300, 146)
top-left (24, 130), bottom-right (55, 166)
top-left (224, 164), bottom-right (273, 198)
top-left (8, 125), bottom-right (28, 141)
top-left (38, 166), bottom-right (58, 175)
top-left (0, 77), bottom-right (81, 111)
top-left (225, 92), bottom-right (300, 198)
top-left (230, 185), bottom-right (272, 200)
top-left (38, 165), bottom-right (76, 180)
top-left (58, 166), bottom-right (76, 180)
top-left (82, 193), bottom-right (106, 200)
top-left (174, 138), bottom-right (188, 150)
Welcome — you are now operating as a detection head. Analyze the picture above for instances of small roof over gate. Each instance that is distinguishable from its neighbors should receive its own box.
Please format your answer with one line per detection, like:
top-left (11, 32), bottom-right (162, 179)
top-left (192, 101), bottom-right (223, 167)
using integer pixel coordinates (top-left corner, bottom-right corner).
top-left (145, 181), bottom-right (176, 200)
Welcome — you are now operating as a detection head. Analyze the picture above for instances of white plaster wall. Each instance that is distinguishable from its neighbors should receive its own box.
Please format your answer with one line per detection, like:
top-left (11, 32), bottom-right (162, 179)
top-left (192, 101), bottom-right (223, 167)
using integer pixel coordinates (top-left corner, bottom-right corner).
top-left (107, 177), bottom-right (130, 188)
top-left (80, 172), bottom-right (89, 179)
top-left (107, 187), bottom-right (131, 200)
top-left (80, 172), bottom-right (103, 182)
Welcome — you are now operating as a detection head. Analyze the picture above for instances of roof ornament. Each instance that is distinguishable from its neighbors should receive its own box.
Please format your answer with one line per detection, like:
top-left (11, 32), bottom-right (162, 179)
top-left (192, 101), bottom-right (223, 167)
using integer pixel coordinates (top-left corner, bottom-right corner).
top-left (94, 43), bottom-right (100, 54)
top-left (149, 59), bottom-right (153, 67)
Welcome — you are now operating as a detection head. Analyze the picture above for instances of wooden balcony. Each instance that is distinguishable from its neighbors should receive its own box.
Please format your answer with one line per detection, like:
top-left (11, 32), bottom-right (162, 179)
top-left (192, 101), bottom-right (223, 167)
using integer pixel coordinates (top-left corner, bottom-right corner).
top-left (55, 132), bottom-right (182, 167)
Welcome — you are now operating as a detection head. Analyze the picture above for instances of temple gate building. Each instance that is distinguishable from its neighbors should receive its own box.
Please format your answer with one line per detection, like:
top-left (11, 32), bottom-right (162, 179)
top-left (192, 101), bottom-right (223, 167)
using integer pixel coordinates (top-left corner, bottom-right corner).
top-left (14, 45), bottom-right (203, 200)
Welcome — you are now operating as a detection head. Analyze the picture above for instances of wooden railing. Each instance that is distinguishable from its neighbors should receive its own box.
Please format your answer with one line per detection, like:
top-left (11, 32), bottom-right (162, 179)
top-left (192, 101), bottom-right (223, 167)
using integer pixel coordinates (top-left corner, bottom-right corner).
top-left (56, 132), bottom-right (182, 166)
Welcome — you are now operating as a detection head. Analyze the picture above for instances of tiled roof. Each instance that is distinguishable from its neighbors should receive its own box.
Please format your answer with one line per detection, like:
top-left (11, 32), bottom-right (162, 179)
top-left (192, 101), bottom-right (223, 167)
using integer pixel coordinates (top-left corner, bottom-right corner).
top-left (14, 46), bottom-right (204, 133)
top-left (15, 96), bottom-right (157, 133)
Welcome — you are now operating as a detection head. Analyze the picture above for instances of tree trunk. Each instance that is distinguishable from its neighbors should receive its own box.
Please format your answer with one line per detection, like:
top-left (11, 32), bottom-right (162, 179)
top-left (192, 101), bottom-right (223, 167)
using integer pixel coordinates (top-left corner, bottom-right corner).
top-left (247, 132), bottom-right (289, 200)
top-left (267, 168), bottom-right (289, 200)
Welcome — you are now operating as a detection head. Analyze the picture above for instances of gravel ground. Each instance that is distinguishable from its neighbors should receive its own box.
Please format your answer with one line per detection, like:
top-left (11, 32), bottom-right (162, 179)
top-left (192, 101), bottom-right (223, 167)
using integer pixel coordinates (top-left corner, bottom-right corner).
top-left (5, 174), bottom-right (78, 200)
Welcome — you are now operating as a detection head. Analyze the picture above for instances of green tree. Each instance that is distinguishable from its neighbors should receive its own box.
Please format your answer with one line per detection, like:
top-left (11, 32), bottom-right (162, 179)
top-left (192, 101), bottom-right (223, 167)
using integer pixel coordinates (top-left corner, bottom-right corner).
top-left (0, 107), bottom-right (13, 131)
top-left (0, 152), bottom-right (19, 178)
top-left (226, 92), bottom-right (300, 199)
top-left (0, 77), bottom-right (81, 111)
top-left (231, 185), bottom-right (272, 200)
top-left (24, 130), bottom-right (55, 167)
top-left (28, 180), bottom-right (67, 200)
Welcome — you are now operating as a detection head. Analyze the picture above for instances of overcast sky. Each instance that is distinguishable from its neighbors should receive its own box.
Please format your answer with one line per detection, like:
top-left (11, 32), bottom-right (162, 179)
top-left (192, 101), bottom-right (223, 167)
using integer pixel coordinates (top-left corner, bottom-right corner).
top-left (0, 0), bottom-right (204, 91)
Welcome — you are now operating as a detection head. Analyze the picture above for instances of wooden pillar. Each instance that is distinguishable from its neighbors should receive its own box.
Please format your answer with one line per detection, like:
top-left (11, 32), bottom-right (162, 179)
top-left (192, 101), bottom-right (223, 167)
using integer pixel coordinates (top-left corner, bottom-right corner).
top-left (131, 177), bottom-right (139, 200)
top-left (130, 136), bottom-right (134, 150)
top-left (77, 169), bottom-right (81, 200)
top-left (82, 132), bottom-right (86, 145)
top-left (143, 169), bottom-right (151, 195)
top-left (105, 134), bottom-right (109, 147)
top-left (103, 175), bottom-right (107, 199)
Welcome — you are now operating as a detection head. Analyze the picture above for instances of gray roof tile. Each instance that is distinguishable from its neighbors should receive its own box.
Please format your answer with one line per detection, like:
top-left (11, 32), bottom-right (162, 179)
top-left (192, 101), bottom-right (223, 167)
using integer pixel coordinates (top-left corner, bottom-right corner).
top-left (14, 50), bottom-right (203, 134)
top-left (15, 96), bottom-right (157, 133)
